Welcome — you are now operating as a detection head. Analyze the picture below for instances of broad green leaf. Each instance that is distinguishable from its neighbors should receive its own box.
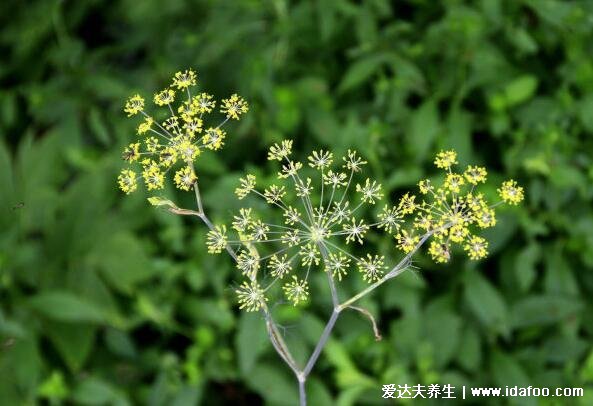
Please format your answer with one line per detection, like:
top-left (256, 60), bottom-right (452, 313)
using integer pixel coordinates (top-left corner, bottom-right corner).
top-left (464, 270), bottom-right (509, 336)
top-left (490, 351), bottom-right (530, 388)
top-left (514, 243), bottom-right (540, 292)
top-left (236, 312), bottom-right (268, 375)
top-left (423, 298), bottom-right (461, 367)
top-left (338, 54), bottom-right (390, 93)
top-left (510, 295), bottom-right (582, 328)
top-left (408, 99), bottom-right (439, 161)
top-left (45, 321), bottom-right (96, 372)
top-left (72, 377), bottom-right (119, 405)
top-left (503, 75), bottom-right (538, 107)
top-left (29, 291), bottom-right (106, 323)
top-left (245, 363), bottom-right (298, 405)
top-left (89, 232), bottom-right (157, 294)
top-left (457, 328), bottom-right (481, 371)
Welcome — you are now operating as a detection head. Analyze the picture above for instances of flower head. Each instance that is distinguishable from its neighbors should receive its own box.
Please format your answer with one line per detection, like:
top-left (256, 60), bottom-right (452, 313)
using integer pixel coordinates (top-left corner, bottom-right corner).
top-left (214, 143), bottom-right (399, 311)
top-left (206, 225), bottom-right (228, 254)
top-left (357, 254), bottom-right (386, 282)
top-left (498, 180), bottom-right (524, 205)
top-left (172, 69), bottom-right (197, 89)
top-left (283, 276), bottom-right (309, 306)
top-left (174, 166), bottom-right (197, 191)
top-left (434, 150), bottom-right (457, 169)
top-left (118, 68), bottom-right (247, 195)
top-left (154, 88), bottom-right (175, 106)
top-left (221, 94), bottom-right (249, 120)
top-left (392, 149), bottom-right (524, 263)
top-left (236, 281), bottom-right (267, 312)
top-left (118, 169), bottom-right (137, 194)
top-left (124, 95), bottom-right (144, 116)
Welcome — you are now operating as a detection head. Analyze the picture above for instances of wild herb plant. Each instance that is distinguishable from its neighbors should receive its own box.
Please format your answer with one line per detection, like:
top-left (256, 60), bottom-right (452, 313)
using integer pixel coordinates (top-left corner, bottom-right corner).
top-left (118, 69), bottom-right (524, 405)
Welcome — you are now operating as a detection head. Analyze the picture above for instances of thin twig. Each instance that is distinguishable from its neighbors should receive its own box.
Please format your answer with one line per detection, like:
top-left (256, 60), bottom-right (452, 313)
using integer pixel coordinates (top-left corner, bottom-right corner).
top-left (347, 305), bottom-right (382, 341)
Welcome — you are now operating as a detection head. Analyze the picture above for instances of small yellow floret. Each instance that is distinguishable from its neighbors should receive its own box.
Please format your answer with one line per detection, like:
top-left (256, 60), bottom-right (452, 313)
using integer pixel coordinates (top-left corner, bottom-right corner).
top-left (154, 88), bottom-right (175, 106)
top-left (221, 94), bottom-right (248, 120)
top-left (174, 166), bottom-right (197, 191)
top-left (118, 169), bottom-right (137, 194)
top-left (172, 69), bottom-right (197, 89)
top-left (464, 235), bottom-right (488, 260)
top-left (202, 127), bottom-right (226, 150)
top-left (464, 165), bottom-right (487, 185)
top-left (124, 94), bottom-right (144, 116)
top-left (434, 150), bottom-right (458, 169)
top-left (498, 179), bottom-right (524, 205)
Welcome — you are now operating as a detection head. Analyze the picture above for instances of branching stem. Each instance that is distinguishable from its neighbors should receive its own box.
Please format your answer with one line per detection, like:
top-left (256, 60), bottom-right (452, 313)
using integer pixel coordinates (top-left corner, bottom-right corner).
top-left (167, 181), bottom-right (449, 406)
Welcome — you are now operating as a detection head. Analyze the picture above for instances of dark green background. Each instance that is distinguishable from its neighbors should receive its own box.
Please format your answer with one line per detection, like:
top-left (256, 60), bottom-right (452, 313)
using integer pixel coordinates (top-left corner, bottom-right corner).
top-left (1, 0), bottom-right (593, 404)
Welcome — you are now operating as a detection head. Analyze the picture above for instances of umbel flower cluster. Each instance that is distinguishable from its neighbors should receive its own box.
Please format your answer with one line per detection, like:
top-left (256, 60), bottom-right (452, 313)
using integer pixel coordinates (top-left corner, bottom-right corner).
top-left (117, 69), bottom-right (248, 194)
top-left (205, 144), bottom-right (524, 312)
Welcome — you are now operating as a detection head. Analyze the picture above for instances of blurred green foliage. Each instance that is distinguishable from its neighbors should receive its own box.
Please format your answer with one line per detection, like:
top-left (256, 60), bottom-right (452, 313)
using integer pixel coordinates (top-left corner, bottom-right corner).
top-left (1, 0), bottom-right (593, 404)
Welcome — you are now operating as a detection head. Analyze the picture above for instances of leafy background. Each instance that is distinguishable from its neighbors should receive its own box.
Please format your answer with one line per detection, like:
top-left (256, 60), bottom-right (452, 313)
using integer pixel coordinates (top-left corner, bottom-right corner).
top-left (1, 0), bottom-right (593, 404)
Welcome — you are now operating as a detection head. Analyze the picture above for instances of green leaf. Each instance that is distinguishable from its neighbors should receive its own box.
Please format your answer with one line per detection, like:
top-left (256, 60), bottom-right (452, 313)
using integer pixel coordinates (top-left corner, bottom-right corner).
top-left (503, 75), bottom-right (538, 107)
top-left (147, 196), bottom-right (179, 209)
top-left (45, 321), bottom-right (96, 372)
top-left (423, 298), bottom-right (461, 367)
top-left (29, 291), bottom-right (106, 323)
top-left (408, 99), bottom-right (439, 161)
top-left (338, 54), bottom-right (390, 93)
top-left (457, 328), bottom-right (481, 371)
top-left (90, 232), bottom-right (157, 294)
top-left (464, 270), bottom-right (509, 336)
top-left (514, 243), bottom-right (540, 292)
top-left (236, 312), bottom-right (268, 375)
top-left (490, 351), bottom-right (530, 388)
top-left (72, 377), bottom-right (119, 405)
top-left (510, 295), bottom-right (582, 328)
top-left (245, 363), bottom-right (298, 405)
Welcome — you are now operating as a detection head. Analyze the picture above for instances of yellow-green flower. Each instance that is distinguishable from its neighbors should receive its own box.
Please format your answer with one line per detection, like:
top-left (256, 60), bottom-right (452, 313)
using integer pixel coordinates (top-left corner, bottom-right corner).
top-left (137, 117), bottom-right (153, 135)
top-left (445, 173), bottom-right (465, 193)
top-left (236, 281), bottom-right (267, 312)
top-left (206, 225), bottom-right (228, 254)
top-left (396, 229), bottom-right (419, 253)
top-left (172, 69), bottom-right (197, 89)
top-left (464, 235), bottom-right (488, 260)
top-left (220, 94), bottom-right (249, 120)
top-left (283, 276), bottom-right (309, 306)
top-left (159, 147), bottom-right (178, 168)
top-left (118, 68), bottom-right (245, 195)
top-left (498, 179), bottom-right (524, 205)
top-left (174, 166), bottom-right (197, 191)
top-left (308, 150), bottom-right (333, 169)
top-left (357, 254), bottom-right (386, 282)
top-left (356, 178), bottom-right (383, 204)
top-left (464, 165), bottom-right (487, 185)
top-left (142, 165), bottom-right (164, 191)
top-left (122, 142), bottom-right (140, 162)
top-left (418, 179), bottom-right (434, 194)
top-left (326, 253), bottom-right (350, 281)
top-left (268, 254), bottom-right (292, 279)
top-left (202, 127), bottom-right (225, 150)
top-left (268, 140), bottom-right (293, 161)
top-left (236, 250), bottom-right (261, 279)
top-left (235, 174), bottom-right (257, 199)
top-left (398, 193), bottom-right (417, 215)
top-left (154, 88), bottom-right (175, 106)
top-left (192, 93), bottom-right (216, 113)
top-left (434, 150), bottom-right (457, 169)
top-left (300, 243), bottom-right (321, 266)
top-left (428, 240), bottom-right (450, 263)
top-left (118, 169), bottom-right (137, 194)
top-left (377, 205), bottom-right (404, 234)
top-left (124, 94), bottom-right (144, 116)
